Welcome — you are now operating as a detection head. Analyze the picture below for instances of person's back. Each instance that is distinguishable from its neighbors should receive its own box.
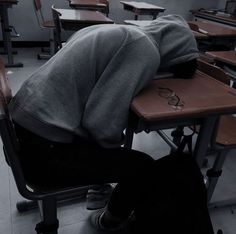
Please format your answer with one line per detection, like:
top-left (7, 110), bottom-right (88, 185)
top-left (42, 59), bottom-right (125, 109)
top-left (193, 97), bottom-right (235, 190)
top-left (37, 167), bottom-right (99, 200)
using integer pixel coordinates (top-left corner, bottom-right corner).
top-left (9, 24), bottom-right (160, 147)
top-left (9, 15), bottom-right (199, 148)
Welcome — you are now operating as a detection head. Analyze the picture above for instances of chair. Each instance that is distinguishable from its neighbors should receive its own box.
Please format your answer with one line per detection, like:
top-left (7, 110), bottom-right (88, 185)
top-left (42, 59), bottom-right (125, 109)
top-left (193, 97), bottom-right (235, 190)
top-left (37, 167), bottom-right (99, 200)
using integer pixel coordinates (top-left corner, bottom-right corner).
top-left (196, 60), bottom-right (236, 206)
top-left (33, 0), bottom-right (56, 59)
top-left (99, 0), bottom-right (109, 16)
top-left (158, 60), bottom-right (236, 207)
top-left (0, 56), bottom-right (89, 234)
top-left (223, 65), bottom-right (236, 88)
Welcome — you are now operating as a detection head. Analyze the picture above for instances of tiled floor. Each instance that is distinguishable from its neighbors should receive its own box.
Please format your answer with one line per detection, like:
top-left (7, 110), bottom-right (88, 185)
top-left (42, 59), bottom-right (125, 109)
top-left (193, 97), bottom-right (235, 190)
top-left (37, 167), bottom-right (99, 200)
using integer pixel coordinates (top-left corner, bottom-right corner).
top-left (0, 48), bottom-right (236, 233)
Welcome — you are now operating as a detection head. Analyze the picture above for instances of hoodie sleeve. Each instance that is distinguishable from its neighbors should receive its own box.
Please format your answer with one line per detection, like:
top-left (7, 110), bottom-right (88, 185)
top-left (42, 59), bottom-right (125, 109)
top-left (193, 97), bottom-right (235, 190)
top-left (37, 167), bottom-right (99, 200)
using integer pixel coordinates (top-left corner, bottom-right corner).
top-left (82, 36), bottom-right (160, 148)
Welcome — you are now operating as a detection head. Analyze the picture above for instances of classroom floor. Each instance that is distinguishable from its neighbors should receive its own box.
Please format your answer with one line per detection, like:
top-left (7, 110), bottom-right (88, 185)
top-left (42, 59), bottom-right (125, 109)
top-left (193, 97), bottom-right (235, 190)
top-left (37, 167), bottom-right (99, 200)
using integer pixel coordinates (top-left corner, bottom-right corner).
top-left (0, 48), bottom-right (236, 234)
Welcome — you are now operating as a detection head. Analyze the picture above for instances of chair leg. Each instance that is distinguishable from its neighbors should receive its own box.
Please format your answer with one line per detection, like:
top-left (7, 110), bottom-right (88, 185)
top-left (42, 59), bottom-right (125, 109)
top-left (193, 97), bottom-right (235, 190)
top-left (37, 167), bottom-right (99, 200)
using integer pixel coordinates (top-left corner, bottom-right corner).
top-left (170, 126), bottom-right (184, 153)
top-left (16, 186), bottom-right (89, 213)
top-left (35, 198), bottom-right (59, 234)
top-left (49, 28), bottom-right (56, 56)
top-left (37, 29), bottom-right (55, 60)
top-left (206, 148), bottom-right (228, 203)
top-left (37, 53), bottom-right (51, 60)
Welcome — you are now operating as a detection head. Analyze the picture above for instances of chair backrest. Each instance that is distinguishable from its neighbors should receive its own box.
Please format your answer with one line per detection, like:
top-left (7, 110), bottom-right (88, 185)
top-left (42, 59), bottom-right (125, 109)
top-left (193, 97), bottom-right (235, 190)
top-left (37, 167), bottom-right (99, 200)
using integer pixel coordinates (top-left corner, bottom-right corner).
top-left (33, 0), bottom-right (45, 27)
top-left (51, 5), bottom-right (62, 51)
top-left (34, 0), bottom-right (41, 11)
top-left (197, 59), bottom-right (231, 85)
top-left (188, 22), bottom-right (199, 32)
top-left (100, 0), bottom-right (109, 15)
top-left (0, 56), bottom-right (35, 200)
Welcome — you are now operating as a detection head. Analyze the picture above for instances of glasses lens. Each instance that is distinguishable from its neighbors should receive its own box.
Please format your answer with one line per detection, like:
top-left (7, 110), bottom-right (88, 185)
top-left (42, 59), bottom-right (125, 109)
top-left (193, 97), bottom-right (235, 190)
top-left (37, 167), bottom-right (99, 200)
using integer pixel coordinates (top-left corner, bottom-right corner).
top-left (168, 96), bottom-right (178, 105)
top-left (157, 87), bottom-right (174, 98)
top-left (168, 96), bottom-right (185, 109)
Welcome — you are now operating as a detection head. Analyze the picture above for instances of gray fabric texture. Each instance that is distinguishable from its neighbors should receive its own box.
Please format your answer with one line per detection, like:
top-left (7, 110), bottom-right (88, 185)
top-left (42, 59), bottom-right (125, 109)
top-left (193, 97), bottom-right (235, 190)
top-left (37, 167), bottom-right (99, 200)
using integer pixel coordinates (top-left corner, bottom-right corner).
top-left (9, 15), bottom-right (198, 148)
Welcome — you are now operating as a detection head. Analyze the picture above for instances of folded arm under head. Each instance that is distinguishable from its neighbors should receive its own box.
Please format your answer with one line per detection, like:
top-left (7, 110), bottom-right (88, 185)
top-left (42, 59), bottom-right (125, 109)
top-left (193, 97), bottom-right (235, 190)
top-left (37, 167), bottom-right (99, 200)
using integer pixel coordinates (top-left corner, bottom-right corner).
top-left (168, 58), bottom-right (197, 79)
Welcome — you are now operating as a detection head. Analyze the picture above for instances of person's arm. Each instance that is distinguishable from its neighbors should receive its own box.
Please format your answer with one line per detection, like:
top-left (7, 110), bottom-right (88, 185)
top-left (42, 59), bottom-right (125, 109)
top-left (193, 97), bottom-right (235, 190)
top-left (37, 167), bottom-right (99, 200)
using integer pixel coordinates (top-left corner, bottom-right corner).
top-left (82, 37), bottom-right (160, 148)
top-left (170, 59), bottom-right (197, 79)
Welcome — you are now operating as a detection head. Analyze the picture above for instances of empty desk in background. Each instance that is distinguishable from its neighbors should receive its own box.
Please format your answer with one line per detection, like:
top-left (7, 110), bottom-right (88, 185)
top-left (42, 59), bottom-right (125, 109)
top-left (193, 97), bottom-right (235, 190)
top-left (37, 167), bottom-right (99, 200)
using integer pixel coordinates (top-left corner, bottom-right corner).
top-left (68, 0), bottom-right (109, 16)
top-left (124, 71), bottom-right (236, 167)
top-left (191, 30), bottom-right (208, 40)
top-left (0, 0), bottom-right (23, 67)
top-left (57, 9), bottom-right (113, 31)
top-left (120, 1), bottom-right (165, 20)
top-left (188, 20), bottom-right (236, 49)
top-left (190, 9), bottom-right (236, 27)
top-left (206, 50), bottom-right (236, 68)
top-left (206, 50), bottom-right (236, 85)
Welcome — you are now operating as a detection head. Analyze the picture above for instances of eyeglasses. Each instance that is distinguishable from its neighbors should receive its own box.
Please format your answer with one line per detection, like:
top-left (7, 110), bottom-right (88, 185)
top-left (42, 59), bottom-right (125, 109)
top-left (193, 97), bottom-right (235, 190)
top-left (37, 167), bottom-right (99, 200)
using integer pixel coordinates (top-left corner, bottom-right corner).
top-left (156, 86), bottom-right (184, 109)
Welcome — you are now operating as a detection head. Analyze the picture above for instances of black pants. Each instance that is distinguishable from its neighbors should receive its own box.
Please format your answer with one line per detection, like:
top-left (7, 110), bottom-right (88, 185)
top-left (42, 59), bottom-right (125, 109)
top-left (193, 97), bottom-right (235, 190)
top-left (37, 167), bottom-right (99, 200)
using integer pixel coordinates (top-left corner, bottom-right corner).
top-left (14, 123), bottom-right (214, 234)
top-left (14, 123), bottom-right (155, 220)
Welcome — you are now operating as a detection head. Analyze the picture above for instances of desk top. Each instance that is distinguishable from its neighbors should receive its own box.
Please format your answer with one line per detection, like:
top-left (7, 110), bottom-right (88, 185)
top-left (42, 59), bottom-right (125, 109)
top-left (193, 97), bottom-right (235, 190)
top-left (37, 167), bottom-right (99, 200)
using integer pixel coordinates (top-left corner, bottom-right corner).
top-left (206, 50), bottom-right (236, 67)
top-left (188, 20), bottom-right (236, 37)
top-left (192, 30), bottom-right (208, 39)
top-left (191, 10), bottom-right (236, 27)
top-left (120, 1), bottom-right (165, 11)
top-left (58, 9), bottom-right (113, 23)
top-left (0, 0), bottom-right (17, 4)
top-left (131, 71), bottom-right (236, 121)
top-left (69, 0), bottom-right (108, 8)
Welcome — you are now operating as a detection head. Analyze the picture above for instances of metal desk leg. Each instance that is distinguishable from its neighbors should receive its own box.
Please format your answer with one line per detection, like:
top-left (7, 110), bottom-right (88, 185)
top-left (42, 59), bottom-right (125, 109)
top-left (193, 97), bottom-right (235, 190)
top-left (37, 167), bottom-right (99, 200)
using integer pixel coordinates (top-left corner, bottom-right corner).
top-left (194, 116), bottom-right (218, 167)
top-left (0, 5), bottom-right (23, 67)
top-left (124, 124), bottom-right (134, 149)
top-left (207, 147), bottom-right (228, 203)
top-left (124, 112), bottom-right (138, 149)
top-left (152, 13), bottom-right (157, 20)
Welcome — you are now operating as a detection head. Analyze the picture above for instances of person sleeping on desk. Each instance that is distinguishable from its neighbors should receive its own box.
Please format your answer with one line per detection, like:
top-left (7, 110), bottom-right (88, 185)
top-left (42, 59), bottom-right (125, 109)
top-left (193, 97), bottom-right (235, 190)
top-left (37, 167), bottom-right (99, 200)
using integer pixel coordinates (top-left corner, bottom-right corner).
top-left (8, 14), bottom-right (214, 234)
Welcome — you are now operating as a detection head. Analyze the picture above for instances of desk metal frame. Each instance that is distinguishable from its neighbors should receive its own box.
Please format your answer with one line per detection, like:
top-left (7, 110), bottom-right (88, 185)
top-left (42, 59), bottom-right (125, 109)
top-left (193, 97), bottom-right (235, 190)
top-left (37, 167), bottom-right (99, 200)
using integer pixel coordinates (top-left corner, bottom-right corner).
top-left (125, 112), bottom-right (218, 167)
top-left (124, 72), bottom-right (236, 168)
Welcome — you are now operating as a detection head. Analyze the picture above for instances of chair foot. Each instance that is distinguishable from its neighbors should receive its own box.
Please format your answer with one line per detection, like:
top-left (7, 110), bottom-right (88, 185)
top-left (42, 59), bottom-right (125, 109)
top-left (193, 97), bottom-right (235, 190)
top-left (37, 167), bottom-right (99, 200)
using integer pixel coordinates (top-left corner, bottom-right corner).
top-left (35, 219), bottom-right (59, 234)
top-left (37, 53), bottom-right (51, 60)
top-left (16, 200), bottom-right (38, 212)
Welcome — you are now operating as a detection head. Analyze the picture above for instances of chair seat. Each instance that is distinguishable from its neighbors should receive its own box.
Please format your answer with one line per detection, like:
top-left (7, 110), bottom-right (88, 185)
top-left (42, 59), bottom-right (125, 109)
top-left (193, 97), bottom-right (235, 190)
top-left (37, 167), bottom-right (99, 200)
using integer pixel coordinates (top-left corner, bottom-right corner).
top-left (216, 115), bottom-right (236, 146)
top-left (42, 20), bottom-right (55, 28)
top-left (191, 115), bottom-right (236, 147)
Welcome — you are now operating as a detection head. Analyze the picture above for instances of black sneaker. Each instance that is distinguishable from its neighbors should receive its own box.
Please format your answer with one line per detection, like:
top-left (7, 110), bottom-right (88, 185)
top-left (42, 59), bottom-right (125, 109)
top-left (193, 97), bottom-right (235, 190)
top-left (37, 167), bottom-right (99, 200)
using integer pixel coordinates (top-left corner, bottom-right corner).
top-left (90, 209), bottom-right (128, 233)
top-left (86, 184), bottom-right (115, 210)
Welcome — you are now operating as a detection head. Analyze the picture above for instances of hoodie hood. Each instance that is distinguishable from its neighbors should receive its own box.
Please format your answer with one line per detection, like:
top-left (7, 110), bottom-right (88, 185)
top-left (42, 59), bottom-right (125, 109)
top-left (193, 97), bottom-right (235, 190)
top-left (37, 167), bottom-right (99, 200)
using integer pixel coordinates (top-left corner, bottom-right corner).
top-left (140, 15), bottom-right (199, 68)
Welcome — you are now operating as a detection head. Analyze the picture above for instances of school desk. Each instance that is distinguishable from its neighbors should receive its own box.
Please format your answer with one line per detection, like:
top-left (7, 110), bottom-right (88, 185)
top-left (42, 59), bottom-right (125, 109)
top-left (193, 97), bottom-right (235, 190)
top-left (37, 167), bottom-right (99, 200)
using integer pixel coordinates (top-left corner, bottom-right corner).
top-left (190, 9), bottom-right (236, 27)
top-left (188, 20), bottom-right (236, 38)
top-left (68, 0), bottom-right (109, 16)
top-left (57, 8), bottom-right (113, 31)
top-left (120, 1), bottom-right (165, 20)
top-left (188, 20), bottom-right (236, 49)
top-left (206, 50), bottom-right (236, 68)
top-left (124, 71), bottom-right (236, 167)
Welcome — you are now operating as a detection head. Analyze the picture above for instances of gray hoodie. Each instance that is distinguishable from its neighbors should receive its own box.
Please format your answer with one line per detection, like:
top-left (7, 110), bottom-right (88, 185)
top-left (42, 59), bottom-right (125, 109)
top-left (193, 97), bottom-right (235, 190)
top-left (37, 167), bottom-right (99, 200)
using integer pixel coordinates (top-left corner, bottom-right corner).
top-left (9, 15), bottom-right (198, 148)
